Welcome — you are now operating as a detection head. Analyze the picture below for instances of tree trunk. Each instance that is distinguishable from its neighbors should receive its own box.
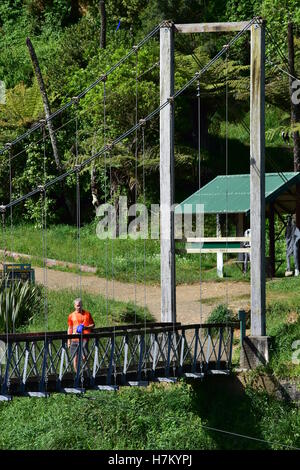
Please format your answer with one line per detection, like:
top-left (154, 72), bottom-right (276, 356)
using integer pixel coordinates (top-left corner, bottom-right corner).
top-left (99, 0), bottom-right (106, 49)
top-left (26, 37), bottom-right (62, 173)
top-left (288, 23), bottom-right (300, 228)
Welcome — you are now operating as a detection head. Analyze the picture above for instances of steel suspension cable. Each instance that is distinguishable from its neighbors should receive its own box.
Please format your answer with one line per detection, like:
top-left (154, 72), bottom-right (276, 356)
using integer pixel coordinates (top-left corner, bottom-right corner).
top-left (1, 210), bottom-right (10, 393)
top-left (225, 46), bottom-right (229, 307)
top-left (0, 23), bottom-right (162, 156)
top-left (199, 423), bottom-right (300, 450)
top-left (7, 116), bottom-right (77, 165)
top-left (42, 121), bottom-right (49, 394)
top-left (265, 26), bottom-right (294, 75)
top-left (7, 87), bottom-right (125, 165)
top-left (76, 170), bottom-right (82, 298)
top-left (7, 144), bottom-right (16, 335)
top-left (266, 58), bottom-right (299, 82)
top-left (225, 44), bottom-right (230, 370)
top-left (141, 123), bottom-right (147, 375)
top-left (134, 47), bottom-right (139, 324)
top-left (197, 76), bottom-right (204, 375)
top-left (103, 79), bottom-right (109, 327)
top-left (3, 18), bottom-right (256, 214)
top-left (74, 98), bottom-right (79, 167)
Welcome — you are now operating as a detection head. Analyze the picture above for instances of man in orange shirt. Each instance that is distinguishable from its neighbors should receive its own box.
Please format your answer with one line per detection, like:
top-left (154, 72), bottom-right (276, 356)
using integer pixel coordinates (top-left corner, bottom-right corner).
top-left (67, 298), bottom-right (95, 371)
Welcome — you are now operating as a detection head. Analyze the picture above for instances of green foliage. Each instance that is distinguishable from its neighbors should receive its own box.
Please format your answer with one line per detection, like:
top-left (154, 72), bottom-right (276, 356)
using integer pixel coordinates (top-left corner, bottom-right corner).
top-left (0, 222), bottom-right (250, 285)
top-left (25, 287), bottom-right (153, 333)
top-left (265, 300), bottom-right (300, 378)
top-left (0, 0), bottom-right (298, 229)
top-left (0, 80), bottom-right (43, 143)
top-left (0, 382), bottom-right (216, 450)
top-left (206, 303), bottom-right (237, 323)
top-left (0, 280), bottom-right (42, 332)
top-left (0, 378), bottom-right (299, 450)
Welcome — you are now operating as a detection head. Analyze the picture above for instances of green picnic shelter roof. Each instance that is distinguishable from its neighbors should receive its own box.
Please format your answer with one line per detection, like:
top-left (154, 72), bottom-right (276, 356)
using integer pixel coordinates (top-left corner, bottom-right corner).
top-left (175, 172), bottom-right (300, 215)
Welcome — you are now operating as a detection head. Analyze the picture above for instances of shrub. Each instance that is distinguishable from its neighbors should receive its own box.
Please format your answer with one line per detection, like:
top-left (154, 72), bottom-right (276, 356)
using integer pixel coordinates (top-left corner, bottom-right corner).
top-left (206, 303), bottom-right (236, 324)
top-left (0, 280), bottom-right (43, 332)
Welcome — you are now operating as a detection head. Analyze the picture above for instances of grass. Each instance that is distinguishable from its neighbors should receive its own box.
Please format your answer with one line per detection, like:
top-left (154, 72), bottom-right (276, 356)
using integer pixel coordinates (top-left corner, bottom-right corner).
top-left (0, 273), bottom-right (299, 450)
top-left (15, 288), bottom-right (153, 333)
top-left (0, 222), bottom-right (251, 285)
top-left (0, 380), bottom-right (299, 450)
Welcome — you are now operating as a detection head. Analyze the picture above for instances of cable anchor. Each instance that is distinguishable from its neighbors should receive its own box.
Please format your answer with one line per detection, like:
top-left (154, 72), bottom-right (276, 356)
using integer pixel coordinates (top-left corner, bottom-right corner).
top-left (161, 20), bottom-right (174, 29)
top-left (74, 164), bottom-right (82, 173)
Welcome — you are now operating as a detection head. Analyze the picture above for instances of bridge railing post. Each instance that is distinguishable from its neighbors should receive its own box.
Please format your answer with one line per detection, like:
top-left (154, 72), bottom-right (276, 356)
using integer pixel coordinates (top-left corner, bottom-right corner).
top-left (165, 331), bottom-right (172, 377)
top-left (107, 337), bottom-right (115, 386)
top-left (2, 342), bottom-right (12, 395)
top-left (57, 339), bottom-right (66, 391)
top-left (137, 334), bottom-right (145, 381)
top-left (91, 338), bottom-right (99, 387)
top-left (217, 327), bottom-right (223, 370)
top-left (151, 333), bottom-right (158, 379)
top-left (122, 334), bottom-right (129, 385)
top-left (238, 309), bottom-right (246, 346)
top-left (178, 330), bottom-right (185, 376)
top-left (39, 338), bottom-right (48, 393)
top-left (228, 327), bottom-right (234, 369)
top-left (21, 341), bottom-right (29, 393)
top-left (192, 327), bottom-right (199, 373)
top-left (74, 338), bottom-right (83, 388)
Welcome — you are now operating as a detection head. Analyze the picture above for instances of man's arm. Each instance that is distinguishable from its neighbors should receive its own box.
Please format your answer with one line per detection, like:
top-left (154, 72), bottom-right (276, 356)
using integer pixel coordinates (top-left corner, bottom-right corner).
top-left (84, 313), bottom-right (95, 330)
top-left (67, 317), bottom-right (73, 347)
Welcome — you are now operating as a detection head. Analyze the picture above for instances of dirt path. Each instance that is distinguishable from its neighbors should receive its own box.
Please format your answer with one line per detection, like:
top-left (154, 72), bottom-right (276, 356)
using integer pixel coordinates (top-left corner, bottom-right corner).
top-left (34, 267), bottom-right (250, 324)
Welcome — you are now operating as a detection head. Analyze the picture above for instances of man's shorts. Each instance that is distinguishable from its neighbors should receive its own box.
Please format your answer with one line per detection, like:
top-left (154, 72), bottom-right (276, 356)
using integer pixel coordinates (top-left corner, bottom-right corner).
top-left (70, 341), bottom-right (89, 359)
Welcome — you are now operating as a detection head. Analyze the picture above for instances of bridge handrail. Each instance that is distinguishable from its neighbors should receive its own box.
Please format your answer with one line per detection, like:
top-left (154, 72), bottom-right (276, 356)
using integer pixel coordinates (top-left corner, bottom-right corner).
top-left (0, 322), bottom-right (181, 342)
top-left (0, 322), bottom-right (239, 343)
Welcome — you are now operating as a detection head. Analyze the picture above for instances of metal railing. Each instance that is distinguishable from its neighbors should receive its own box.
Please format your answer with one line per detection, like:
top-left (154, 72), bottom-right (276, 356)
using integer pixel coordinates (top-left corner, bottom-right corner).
top-left (0, 322), bottom-right (238, 396)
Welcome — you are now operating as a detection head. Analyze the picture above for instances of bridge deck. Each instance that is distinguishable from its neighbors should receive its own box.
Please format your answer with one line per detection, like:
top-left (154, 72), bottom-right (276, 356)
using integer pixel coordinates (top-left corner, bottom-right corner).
top-left (0, 322), bottom-right (238, 398)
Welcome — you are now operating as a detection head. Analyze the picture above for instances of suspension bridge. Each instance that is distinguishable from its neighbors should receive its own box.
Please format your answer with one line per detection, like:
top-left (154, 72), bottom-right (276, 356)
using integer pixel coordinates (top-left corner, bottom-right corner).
top-left (0, 16), bottom-right (285, 398)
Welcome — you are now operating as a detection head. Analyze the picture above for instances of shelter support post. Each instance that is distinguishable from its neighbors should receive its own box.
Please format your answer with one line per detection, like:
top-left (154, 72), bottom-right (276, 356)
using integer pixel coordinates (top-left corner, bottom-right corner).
top-left (216, 214), bottom-right (223, 277)
top-left (269, 203), bottom-right (275, 277)
top-left (236, 212), bottom-right (245, 270)
top-left (236, 213), bottom-right (244, 236)
top-left (160, 22), bottom-right (176, 323)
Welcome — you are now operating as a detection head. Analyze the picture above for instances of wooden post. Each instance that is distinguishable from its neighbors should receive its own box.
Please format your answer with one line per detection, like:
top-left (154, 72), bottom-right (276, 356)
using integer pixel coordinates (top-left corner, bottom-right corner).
top-left (250, 20), bottom-right (266, 336)
top-left (236, 212), bottom-right (245, 267)
top-left (269, 203), bottom-right (275, 277)
top-left (236, 213), bottom-right (244, 236)
top-left (160, 22), bottom-right (176, 323)
top-left (216, 214), bottom-right (223, 277)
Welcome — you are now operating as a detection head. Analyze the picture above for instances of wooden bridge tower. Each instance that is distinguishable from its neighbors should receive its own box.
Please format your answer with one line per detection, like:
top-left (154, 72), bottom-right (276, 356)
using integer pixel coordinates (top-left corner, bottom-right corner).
top-left (160, 19), bottom-right (269, 367)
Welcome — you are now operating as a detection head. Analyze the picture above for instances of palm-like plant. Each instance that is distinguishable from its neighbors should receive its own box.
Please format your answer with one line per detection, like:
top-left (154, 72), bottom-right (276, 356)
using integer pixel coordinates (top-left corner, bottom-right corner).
top-left (0, 278), bottom-right (42, 333)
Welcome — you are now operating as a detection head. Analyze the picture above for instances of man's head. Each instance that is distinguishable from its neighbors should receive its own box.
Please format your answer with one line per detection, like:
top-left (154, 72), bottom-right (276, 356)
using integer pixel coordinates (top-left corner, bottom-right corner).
top-left (74, 298), bottom-right (82, 313)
